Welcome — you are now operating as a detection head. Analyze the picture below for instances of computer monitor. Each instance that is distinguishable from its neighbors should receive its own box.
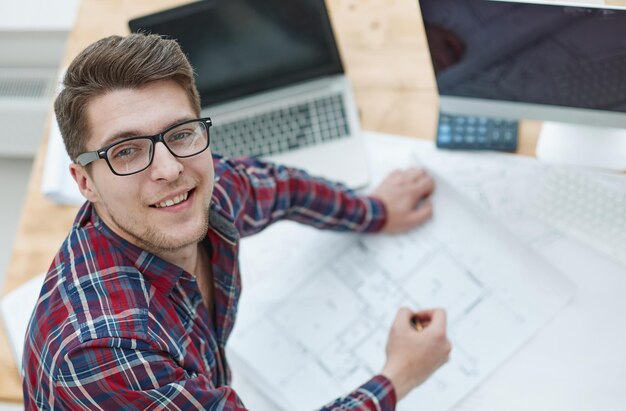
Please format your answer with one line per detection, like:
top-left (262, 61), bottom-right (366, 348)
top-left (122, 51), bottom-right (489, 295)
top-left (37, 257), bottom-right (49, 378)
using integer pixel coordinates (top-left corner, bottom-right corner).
top-left (419, 0), bottom-right (626, 171)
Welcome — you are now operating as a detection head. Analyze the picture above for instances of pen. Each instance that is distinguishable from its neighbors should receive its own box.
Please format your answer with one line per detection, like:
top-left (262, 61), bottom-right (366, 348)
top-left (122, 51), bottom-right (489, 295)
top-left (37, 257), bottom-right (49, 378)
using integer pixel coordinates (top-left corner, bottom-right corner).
top-left (411, 317), bottom-right (424, 332)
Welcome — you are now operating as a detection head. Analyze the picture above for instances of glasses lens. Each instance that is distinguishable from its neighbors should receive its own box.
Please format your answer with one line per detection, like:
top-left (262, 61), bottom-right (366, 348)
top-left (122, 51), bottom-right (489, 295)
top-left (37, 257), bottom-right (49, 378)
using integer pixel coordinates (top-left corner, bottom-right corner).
top-left (164, 120), bottom-right (209, 157)
top-left (106, 138), bottom-right (153, 175)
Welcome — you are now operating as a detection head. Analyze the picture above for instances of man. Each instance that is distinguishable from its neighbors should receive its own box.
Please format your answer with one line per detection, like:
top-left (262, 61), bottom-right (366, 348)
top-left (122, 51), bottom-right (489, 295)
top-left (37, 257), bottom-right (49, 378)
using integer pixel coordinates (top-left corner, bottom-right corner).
top-left (23, 34), bottom-right (450, 410)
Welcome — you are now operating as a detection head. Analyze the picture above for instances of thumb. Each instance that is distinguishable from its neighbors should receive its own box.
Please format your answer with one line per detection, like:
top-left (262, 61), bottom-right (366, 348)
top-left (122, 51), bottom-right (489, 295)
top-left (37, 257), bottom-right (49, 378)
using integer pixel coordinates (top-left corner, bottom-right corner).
top-left (393, 307), bottom-right (414, 328)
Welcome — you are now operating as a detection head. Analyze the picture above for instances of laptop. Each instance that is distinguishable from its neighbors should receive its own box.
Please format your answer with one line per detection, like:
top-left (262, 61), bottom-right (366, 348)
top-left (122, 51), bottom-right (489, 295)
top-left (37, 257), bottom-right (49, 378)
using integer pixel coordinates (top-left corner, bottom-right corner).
top-left (129, 0), bottom-right (370, 188)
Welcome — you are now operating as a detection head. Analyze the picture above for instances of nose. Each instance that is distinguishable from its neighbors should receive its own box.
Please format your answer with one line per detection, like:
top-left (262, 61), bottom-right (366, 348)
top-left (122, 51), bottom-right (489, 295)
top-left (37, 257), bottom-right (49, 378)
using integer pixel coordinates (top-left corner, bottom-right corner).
top-left (149, 142), bottom-right (183, 181)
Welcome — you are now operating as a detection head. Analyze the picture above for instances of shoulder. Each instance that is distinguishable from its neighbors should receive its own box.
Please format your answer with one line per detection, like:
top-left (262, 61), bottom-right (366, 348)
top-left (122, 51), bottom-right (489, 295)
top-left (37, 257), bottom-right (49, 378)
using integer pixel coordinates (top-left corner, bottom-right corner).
top-left (67, 225), bottom-right (151, 338)
top-left (23, 227), bottom-right (155, 395)
top-left (211, 154), bottom-right (275, 216)
top-left (26, 222), bottom-right (153, 360)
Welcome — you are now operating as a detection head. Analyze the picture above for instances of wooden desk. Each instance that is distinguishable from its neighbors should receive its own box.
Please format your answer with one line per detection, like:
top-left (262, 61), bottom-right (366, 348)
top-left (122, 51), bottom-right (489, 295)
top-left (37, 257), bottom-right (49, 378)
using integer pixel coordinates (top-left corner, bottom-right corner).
top-left (3, 0), bottom-right (624, 404)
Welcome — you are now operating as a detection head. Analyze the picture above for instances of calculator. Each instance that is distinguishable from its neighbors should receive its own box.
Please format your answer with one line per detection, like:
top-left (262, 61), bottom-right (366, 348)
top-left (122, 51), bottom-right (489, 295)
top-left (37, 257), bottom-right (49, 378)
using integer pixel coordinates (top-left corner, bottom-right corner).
top-left (436, 113), bottom-right (518, 152)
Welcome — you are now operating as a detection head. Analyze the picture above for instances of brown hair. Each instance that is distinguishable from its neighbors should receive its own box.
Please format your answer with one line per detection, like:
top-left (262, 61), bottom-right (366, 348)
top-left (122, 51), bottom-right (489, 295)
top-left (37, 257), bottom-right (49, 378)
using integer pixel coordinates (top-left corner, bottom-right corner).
top-left (54, 33), bottom-right (201, 161)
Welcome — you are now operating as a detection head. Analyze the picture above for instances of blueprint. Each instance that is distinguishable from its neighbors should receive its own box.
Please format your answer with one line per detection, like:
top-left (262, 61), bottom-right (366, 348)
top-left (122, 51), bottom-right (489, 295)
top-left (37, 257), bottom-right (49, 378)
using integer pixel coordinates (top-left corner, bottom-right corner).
top-left (230, 142), bottom-right (574, 411)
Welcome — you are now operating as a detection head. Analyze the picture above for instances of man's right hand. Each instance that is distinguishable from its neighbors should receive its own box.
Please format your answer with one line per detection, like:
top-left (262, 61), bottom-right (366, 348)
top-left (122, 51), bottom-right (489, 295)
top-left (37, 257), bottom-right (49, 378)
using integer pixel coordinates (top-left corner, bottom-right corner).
top-left (380, 307), bottom-right (451, 400)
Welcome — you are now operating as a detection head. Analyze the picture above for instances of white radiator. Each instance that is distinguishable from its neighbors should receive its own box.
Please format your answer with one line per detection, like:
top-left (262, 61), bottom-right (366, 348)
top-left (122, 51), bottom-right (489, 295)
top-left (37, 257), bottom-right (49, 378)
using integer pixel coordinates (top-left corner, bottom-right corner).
top-left (0, 68), bottom-right (57, 157)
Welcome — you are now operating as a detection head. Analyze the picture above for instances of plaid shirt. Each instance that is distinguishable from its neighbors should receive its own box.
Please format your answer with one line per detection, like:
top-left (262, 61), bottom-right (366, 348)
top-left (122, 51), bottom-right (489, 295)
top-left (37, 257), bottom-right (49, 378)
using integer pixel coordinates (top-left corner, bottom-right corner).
top-left (23, 155), bottom-right (396, 410)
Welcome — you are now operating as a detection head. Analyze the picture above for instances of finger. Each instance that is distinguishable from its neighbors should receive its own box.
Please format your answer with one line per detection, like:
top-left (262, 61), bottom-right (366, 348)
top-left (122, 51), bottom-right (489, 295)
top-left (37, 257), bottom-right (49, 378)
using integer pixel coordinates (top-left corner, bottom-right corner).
top-left (403, 167), bottom-right (427, 182)
top-left (423, 309), bottom-right (447, 334)
top-left (394, 306), bottom-right (413, 321)
top-left (414, 307), bottom-right (445, 321)
top-left (385, 169), bottom-right (406, 184)
top-left (413, 308), bottom-right (437, 320)
top-left (392, 169), bottom-right (408, 178)
top-left (407, 201), bottom-right (433, 226)
top-left (392, 306), bottom-right (414, 329)
top-left (406, 175), bottom-right (435, 207)
top-left (409, 175), bottom-right (435, 203)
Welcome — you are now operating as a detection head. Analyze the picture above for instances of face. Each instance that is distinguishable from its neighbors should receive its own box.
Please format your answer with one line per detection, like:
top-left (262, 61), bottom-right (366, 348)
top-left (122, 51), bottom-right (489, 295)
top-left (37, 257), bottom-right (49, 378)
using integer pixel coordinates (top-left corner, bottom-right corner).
top-left (70, 80), bottom-right (214, 256)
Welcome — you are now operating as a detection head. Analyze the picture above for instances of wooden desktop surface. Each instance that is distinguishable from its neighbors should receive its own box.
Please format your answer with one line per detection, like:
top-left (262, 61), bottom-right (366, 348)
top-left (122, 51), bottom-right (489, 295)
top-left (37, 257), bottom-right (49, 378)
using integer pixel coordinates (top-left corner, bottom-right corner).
top-left (2, 0), bottom-right (624, 403)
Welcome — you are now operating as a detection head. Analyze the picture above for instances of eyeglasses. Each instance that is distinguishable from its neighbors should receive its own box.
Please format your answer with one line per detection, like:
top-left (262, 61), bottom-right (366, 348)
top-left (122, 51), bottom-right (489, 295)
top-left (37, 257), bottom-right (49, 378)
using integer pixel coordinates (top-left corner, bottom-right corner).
top-left (76, 117), bottom-right (212, 176)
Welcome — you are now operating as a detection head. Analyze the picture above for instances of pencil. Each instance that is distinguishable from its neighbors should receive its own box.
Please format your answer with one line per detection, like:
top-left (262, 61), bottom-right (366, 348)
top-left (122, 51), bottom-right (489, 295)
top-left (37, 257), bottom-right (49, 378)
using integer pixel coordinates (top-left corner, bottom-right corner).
top-left (411, 317), bottom-right (424, 332)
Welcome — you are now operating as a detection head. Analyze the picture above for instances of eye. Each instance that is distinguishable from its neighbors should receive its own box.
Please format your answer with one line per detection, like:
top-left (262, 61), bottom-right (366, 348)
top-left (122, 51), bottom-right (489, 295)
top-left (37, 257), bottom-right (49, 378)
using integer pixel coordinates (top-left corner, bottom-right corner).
top-left (168, 131), bottom-right (194, 143)
top-left (115, 147), bottom-right (136, 158)
top-left (110, 143), bottom-right (143, 160)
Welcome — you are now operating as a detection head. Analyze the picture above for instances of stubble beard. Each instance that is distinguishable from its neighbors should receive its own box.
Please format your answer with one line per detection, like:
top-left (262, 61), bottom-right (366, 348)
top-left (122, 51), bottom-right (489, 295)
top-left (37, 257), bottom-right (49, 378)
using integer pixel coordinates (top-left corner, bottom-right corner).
top-left (131, 213), bottom-right (209, 255)
top-left (107, 203), bottom-right (211, 256)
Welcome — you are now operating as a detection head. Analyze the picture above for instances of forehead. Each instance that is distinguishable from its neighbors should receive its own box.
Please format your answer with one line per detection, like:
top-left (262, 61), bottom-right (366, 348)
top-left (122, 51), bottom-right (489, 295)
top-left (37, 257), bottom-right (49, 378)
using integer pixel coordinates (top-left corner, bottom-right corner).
top-left (85, 80), bottom-right (196, 149)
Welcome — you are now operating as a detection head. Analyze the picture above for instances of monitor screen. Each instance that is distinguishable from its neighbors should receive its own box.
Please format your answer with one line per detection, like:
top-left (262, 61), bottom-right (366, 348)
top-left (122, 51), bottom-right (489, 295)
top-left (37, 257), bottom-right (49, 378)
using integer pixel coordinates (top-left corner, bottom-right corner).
top-left (419, 0), bottom-right (626, 127)
top-left (129, 0), bottom-right (343, 107)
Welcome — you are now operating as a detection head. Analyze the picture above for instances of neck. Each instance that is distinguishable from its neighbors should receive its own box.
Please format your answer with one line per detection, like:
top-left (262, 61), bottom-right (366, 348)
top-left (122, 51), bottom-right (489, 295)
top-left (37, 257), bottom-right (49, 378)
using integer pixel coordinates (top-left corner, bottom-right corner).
top-left (158, 242), bottom-right (213, 313)
top-left (156, 243), bottom-right (199, 274)
top-left (94, 204), bottom-right (213, 309)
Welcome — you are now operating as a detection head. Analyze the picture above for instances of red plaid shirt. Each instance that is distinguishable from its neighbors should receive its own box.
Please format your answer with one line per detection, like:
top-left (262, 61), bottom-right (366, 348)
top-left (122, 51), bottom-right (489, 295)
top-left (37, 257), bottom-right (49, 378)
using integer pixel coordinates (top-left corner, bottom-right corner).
top-left (23, 155), bottom-right (396, 410)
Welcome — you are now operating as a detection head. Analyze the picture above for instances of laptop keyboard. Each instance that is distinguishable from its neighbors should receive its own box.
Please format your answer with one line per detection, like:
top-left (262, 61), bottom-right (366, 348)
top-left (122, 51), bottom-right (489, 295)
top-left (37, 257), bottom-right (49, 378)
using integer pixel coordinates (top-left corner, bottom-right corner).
top-left (209, 93), bottom-right (350, 158)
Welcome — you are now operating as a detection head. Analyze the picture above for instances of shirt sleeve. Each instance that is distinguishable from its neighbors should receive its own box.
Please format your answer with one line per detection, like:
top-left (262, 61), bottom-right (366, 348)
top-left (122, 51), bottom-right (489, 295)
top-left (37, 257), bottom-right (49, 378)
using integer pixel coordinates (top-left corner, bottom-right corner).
top-left (214, 156), bottom-right (387, 237)
top-left (52, 340), bottom-right (396, 411)
top-left (53, 339), bottom-right (248, 410)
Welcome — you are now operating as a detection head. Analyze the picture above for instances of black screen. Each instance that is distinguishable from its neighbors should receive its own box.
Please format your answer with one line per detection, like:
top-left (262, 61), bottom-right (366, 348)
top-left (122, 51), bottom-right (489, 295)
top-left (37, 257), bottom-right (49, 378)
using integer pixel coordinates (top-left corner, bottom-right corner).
top-left (419, 0), bottom-right (626, 113)
top-left (129, 0), bottom-right (343, 106)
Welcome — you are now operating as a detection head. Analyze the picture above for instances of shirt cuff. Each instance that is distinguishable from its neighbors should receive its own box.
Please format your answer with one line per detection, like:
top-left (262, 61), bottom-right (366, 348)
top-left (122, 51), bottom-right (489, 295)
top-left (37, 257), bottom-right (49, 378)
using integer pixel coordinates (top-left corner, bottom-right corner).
top-left (362, 196), bottom-right (388, 233)
top-left (358, 375), bottom-right (397, 411)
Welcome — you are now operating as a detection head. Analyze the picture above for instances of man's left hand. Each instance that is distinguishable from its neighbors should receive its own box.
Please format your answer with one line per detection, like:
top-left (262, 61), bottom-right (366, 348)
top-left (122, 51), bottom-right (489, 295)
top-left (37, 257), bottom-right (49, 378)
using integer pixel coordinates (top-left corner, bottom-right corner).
top-left (370, 167), bottom-right (435, 233)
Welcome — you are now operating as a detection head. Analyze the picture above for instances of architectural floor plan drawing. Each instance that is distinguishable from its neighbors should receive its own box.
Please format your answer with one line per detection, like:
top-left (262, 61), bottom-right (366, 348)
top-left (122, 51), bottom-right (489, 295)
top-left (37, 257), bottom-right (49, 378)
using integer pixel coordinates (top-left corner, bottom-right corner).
top-left (230, 174), bottom-right (574, 411)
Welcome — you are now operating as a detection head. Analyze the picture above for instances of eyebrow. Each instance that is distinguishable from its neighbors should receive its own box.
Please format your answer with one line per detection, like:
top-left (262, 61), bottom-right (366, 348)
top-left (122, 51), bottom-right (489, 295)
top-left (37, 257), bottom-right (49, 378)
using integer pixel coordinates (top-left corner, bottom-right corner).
top-left (97, 116), bottom-right (197, 148)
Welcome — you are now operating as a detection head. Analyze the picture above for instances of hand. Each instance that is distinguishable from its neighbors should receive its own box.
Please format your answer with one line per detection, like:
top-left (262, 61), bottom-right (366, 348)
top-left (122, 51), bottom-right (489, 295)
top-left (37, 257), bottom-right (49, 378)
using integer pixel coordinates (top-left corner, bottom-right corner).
top-left (370, 168), bottom-right (435, 233)
top-left (380, 308), bottom-right (451, 400)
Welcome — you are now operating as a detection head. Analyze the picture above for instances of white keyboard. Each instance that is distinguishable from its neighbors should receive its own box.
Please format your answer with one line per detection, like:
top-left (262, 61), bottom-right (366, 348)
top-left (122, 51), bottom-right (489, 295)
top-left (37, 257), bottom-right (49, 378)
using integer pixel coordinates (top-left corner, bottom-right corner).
top-left (530, 169), bottom-right (626, 267)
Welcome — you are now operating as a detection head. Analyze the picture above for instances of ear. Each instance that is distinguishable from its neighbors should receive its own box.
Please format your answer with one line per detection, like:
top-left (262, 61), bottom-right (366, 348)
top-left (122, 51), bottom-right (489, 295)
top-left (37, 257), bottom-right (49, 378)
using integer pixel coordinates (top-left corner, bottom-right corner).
top-left (70, 163), bottom-right (100, 203)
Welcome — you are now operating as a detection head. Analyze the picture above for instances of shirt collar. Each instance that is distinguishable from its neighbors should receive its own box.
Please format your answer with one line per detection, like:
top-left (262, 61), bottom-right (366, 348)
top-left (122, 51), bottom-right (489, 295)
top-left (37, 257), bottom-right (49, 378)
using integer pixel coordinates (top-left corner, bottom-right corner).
top-left (74, 201), bottom-right (238, 296)
top-left (208, 202), bottom-right (238, 245)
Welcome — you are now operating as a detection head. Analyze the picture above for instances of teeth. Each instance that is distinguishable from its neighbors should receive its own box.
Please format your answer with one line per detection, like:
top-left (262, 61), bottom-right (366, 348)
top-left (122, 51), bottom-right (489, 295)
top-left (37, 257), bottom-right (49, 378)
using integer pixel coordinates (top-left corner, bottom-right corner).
top-left (155, 191), bottom-right (189, 208)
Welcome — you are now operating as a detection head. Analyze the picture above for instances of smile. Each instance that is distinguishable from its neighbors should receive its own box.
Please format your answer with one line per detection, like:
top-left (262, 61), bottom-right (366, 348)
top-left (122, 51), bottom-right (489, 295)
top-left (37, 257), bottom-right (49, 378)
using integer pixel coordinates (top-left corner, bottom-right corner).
top-left (152, 191), bottom-right (190, 208)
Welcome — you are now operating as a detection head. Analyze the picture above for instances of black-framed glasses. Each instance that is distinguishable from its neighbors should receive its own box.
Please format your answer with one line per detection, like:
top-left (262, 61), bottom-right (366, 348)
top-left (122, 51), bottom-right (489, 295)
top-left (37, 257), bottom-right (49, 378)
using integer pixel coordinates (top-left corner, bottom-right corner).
top-left (76, 117), bottom-right (212, 176)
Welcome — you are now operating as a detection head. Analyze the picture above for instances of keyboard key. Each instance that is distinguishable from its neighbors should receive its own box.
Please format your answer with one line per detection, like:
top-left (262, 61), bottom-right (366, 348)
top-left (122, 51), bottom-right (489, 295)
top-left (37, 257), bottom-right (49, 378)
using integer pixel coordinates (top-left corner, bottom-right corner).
top-left (436, 113), bottom-right (518, 152)
top-left (530, 170), bottom-right (626, 266)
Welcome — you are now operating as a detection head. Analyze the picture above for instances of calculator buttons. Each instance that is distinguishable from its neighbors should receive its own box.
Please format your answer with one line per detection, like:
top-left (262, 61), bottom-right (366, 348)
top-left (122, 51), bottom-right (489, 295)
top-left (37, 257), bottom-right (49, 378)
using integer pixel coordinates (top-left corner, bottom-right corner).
top-left (436, 113), bottom-right (518, 152)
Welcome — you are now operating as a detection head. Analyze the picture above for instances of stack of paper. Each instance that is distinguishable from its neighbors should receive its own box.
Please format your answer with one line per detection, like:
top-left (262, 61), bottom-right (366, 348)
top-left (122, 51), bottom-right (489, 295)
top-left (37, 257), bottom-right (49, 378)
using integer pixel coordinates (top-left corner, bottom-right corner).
top-left (41, 117), bottom-right (85, 205)
top-left (1, 273), bottom-right (46, 372)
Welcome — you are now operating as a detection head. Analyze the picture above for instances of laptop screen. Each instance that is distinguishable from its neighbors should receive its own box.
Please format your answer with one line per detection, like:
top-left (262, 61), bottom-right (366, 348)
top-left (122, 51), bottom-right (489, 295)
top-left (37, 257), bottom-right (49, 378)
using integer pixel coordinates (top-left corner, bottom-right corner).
top-left (129, 0), bottom-right (344, 107)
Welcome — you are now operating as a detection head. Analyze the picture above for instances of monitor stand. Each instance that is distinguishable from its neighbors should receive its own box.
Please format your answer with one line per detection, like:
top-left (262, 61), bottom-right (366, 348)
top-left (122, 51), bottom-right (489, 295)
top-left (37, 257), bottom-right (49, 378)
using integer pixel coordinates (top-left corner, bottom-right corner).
top-left (536, 122), bottom-right (626, 172)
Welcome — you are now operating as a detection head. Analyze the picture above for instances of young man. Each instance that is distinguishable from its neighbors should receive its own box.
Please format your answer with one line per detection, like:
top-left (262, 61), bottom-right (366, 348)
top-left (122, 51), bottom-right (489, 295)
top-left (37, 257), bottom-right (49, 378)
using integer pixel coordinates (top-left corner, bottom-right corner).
top-left (23, 34), bottom-right (450, 410)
